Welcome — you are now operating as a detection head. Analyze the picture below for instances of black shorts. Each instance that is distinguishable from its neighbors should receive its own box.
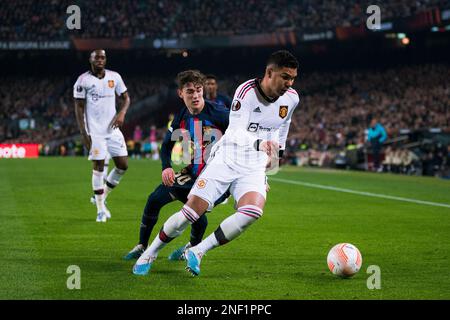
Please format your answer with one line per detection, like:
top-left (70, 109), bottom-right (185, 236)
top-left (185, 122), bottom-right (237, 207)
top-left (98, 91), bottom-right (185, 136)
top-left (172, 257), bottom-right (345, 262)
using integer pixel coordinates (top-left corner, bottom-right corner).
top-left (166, 168), bottom-right (195, 203)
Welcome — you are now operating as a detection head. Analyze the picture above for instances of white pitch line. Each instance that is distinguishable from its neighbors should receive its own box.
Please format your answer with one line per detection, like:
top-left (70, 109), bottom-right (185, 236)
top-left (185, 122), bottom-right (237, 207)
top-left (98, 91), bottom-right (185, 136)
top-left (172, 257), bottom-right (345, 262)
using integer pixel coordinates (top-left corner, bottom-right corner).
top-left (270, 177), bottom-right (450, 209)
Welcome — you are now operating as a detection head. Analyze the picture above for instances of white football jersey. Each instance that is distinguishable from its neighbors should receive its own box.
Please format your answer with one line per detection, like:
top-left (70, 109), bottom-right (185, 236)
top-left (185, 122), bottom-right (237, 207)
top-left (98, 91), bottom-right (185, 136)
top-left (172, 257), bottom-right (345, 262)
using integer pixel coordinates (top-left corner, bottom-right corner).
top-left (73, 69), bottom-right (127, 137)
top-left (210, 78), bottom-right (299, 172)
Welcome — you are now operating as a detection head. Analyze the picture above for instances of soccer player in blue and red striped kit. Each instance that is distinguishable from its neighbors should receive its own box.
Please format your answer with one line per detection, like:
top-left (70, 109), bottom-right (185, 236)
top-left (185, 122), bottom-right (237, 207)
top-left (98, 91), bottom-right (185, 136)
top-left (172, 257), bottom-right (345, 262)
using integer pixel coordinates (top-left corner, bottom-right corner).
top-left (124, 70), bottom-right (230, 261)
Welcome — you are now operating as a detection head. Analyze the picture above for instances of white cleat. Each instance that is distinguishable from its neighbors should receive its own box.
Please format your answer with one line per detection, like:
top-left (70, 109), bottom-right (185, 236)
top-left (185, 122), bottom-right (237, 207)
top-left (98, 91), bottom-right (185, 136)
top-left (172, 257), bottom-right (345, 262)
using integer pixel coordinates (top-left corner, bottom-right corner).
top-left (96, 211), bottom-right (107, 223)
top-left (103, 206), bottom-right (111, 219)
top-left (91, 196), bottom-right (107, 206)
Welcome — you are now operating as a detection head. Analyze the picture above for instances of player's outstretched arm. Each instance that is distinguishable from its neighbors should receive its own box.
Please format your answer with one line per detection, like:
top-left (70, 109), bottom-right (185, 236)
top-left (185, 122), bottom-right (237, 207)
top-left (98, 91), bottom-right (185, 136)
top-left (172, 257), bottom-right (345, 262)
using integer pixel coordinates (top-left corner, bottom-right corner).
top-left (111, 91), bottom-right (130, 129)
top-left (74, 98), bottom-right (91, 150)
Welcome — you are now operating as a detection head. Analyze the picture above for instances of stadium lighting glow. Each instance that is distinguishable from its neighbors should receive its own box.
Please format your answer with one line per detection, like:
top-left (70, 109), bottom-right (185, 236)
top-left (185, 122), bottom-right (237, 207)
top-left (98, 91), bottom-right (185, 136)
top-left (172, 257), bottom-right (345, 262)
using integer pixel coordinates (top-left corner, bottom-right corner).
top-left (401, 37), bottom-right (410, 45)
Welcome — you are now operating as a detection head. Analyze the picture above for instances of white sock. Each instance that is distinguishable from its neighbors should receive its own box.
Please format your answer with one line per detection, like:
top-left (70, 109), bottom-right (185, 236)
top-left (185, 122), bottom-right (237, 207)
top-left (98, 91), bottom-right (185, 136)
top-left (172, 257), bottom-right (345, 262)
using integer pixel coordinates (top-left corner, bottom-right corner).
top-left (137, 237), bottom-right (166, 264)
top-left (103, 163), bottom-right (109, 182)
top-left (92, 170), bottom-right (105, 212)
top-left (139, 205), bottom-right (199, 261)
top-left (201, 205), bottom-right (263, 252)
top-left (195, 233), bottom-right (219, 254)
top-left (95, 193), bottom-right (105, 212)
top-left (105, 168), bottom-right (126, 199)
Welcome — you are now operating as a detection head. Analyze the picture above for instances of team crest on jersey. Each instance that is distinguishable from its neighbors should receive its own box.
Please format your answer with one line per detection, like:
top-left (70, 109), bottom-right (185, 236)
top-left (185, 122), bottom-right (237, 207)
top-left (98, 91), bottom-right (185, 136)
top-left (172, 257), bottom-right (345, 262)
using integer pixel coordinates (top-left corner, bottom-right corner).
top-left (108, 80), bottom-right (114, 88)
top-left (279, 105), bottom-right (288, 119)
top-left (76, 85), bottom-right (83, 92)
top-left (231, 100), bottom-right (241, 111)
top-left (197, 179), bottom-right (207, 189)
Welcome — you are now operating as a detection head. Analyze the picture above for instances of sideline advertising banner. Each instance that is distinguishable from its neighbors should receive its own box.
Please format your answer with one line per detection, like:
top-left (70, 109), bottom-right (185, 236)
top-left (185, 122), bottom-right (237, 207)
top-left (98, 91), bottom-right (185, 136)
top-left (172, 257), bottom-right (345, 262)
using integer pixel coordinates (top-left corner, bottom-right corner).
top-left (0, 144), bottom-right (39, 159)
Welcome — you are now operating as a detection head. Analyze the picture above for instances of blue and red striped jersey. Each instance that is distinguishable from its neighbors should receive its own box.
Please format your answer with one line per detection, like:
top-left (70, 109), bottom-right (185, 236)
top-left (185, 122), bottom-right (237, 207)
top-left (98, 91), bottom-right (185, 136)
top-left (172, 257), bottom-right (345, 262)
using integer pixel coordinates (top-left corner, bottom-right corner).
top-left (161, 101), bottom-right (229, 178)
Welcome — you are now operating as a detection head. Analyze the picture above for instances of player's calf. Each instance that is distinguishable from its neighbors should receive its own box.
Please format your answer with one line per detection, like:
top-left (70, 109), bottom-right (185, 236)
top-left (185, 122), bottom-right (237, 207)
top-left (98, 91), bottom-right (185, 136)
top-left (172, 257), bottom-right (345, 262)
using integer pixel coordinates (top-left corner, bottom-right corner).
top-left (105, 167), bottom-right (127, 199)
top-left (185, 205), bottom-right (263, 276)
top-left (215, 205), bottom-right (263, 243)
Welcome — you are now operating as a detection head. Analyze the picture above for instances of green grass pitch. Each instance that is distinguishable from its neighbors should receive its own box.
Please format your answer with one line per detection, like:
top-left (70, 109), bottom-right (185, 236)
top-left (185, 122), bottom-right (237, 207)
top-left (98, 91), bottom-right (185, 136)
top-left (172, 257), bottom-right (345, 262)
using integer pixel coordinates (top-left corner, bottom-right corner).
top-left (1, 157), bottom-right (449, 299)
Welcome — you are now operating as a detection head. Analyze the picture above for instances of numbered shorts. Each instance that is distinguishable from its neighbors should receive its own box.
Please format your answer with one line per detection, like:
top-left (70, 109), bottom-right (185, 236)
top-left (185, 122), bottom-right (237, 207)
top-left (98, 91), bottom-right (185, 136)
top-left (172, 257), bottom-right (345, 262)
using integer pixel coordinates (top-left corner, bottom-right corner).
top-left (188, 160), bottom-right (266, 211)
top-left (88, 130), bottom-right (128, 161)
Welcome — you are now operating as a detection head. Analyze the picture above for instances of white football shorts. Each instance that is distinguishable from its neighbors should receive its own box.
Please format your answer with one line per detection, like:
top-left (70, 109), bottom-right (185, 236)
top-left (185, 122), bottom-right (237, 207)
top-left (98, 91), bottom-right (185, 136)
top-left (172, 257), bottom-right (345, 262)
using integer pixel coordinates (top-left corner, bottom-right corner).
top-left (88, 130), bottom-right (128, 161)
top-left (188, 157), bottom-right (267, 211)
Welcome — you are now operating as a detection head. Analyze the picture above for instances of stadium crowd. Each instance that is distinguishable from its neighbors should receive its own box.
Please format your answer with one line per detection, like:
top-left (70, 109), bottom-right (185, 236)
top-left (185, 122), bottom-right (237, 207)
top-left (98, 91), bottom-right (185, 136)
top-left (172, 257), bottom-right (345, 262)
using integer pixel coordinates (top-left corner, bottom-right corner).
top-left (284, 64), bottom-right (450, 177)
top-left (1, 63), bottom-right (449, 177)
top-left (0, 75), bottom-right (171, 145)
top-left (0, 0), bottom-right (447, 40)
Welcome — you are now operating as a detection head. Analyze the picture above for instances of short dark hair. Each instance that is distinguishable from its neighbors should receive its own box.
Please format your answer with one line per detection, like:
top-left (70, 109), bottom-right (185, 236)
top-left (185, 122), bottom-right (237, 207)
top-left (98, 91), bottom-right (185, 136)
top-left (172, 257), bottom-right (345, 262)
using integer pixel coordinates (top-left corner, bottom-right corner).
top-left (267, 50), bottom-right (299, 69)
top-left (205, 74), bottom-right (217, 81)
top-left (176, 70), bottom-right (206, 89)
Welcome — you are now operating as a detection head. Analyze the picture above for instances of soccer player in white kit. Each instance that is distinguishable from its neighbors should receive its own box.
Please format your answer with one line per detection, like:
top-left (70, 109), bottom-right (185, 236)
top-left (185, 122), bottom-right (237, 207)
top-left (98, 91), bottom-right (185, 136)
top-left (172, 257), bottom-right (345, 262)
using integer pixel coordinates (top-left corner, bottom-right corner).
top-left (74, 49), bottom-right (131, 222)
top-left (133, 50), bottom-right (299, 276)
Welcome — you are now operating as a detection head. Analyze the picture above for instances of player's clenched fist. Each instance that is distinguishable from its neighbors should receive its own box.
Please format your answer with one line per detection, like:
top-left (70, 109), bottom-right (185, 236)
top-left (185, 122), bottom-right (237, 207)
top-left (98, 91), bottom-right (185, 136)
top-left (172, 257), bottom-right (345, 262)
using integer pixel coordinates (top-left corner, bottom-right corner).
top-left (162, 168), bottom-right (175, 187)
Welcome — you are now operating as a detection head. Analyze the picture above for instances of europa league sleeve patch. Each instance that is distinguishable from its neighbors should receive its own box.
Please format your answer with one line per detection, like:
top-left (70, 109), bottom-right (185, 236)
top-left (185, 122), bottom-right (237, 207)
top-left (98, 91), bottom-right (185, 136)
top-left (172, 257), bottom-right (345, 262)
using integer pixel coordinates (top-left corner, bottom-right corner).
top-left (231, 100), bottom-right (241, 111)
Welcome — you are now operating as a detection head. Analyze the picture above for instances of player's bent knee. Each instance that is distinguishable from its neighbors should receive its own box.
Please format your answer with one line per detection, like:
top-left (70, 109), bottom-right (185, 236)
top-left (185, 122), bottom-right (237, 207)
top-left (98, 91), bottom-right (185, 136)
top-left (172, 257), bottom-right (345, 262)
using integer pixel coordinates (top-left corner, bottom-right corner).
top-left (93, 161), bottom-right (105, 172)
top-left (113, 157), bottom-right (128, 171)
top-left (186, 195), bottom-right (209, 216)
top-left (145, 189), bottom-right (170, 213)
top-left (238, 205), bottom-right (264, 220)
top-left (116, 166), bottom-right (127, 172)
top-left (236, 192), bottom-right (266, 210)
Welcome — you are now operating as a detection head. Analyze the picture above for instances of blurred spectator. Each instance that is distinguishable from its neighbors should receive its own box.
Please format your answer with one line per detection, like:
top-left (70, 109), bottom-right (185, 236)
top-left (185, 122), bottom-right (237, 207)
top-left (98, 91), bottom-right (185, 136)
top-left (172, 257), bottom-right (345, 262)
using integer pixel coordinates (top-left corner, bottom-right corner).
top-left (400, 148), bottom-right (419, 174)
top-left (132, 125), bottom-right (143, 159)
top-left (149, 125), bottom-right (159, 160)
top-left (367, 118), bottom-right (388, 172)
top-left (442, 145), bottom-right (450, 179)
top-left (204, 74), bottom-right (232, 109)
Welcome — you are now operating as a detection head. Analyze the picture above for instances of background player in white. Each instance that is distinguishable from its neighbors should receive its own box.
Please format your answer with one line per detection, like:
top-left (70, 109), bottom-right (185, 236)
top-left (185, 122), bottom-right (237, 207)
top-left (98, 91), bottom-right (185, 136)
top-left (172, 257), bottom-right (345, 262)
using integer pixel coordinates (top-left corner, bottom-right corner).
top-left (74, 49), bottom-right (131, 222)
top-left (133, 50), bottom-right (299, 275)
top-left (90, 151), bottom-right (111, 205)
